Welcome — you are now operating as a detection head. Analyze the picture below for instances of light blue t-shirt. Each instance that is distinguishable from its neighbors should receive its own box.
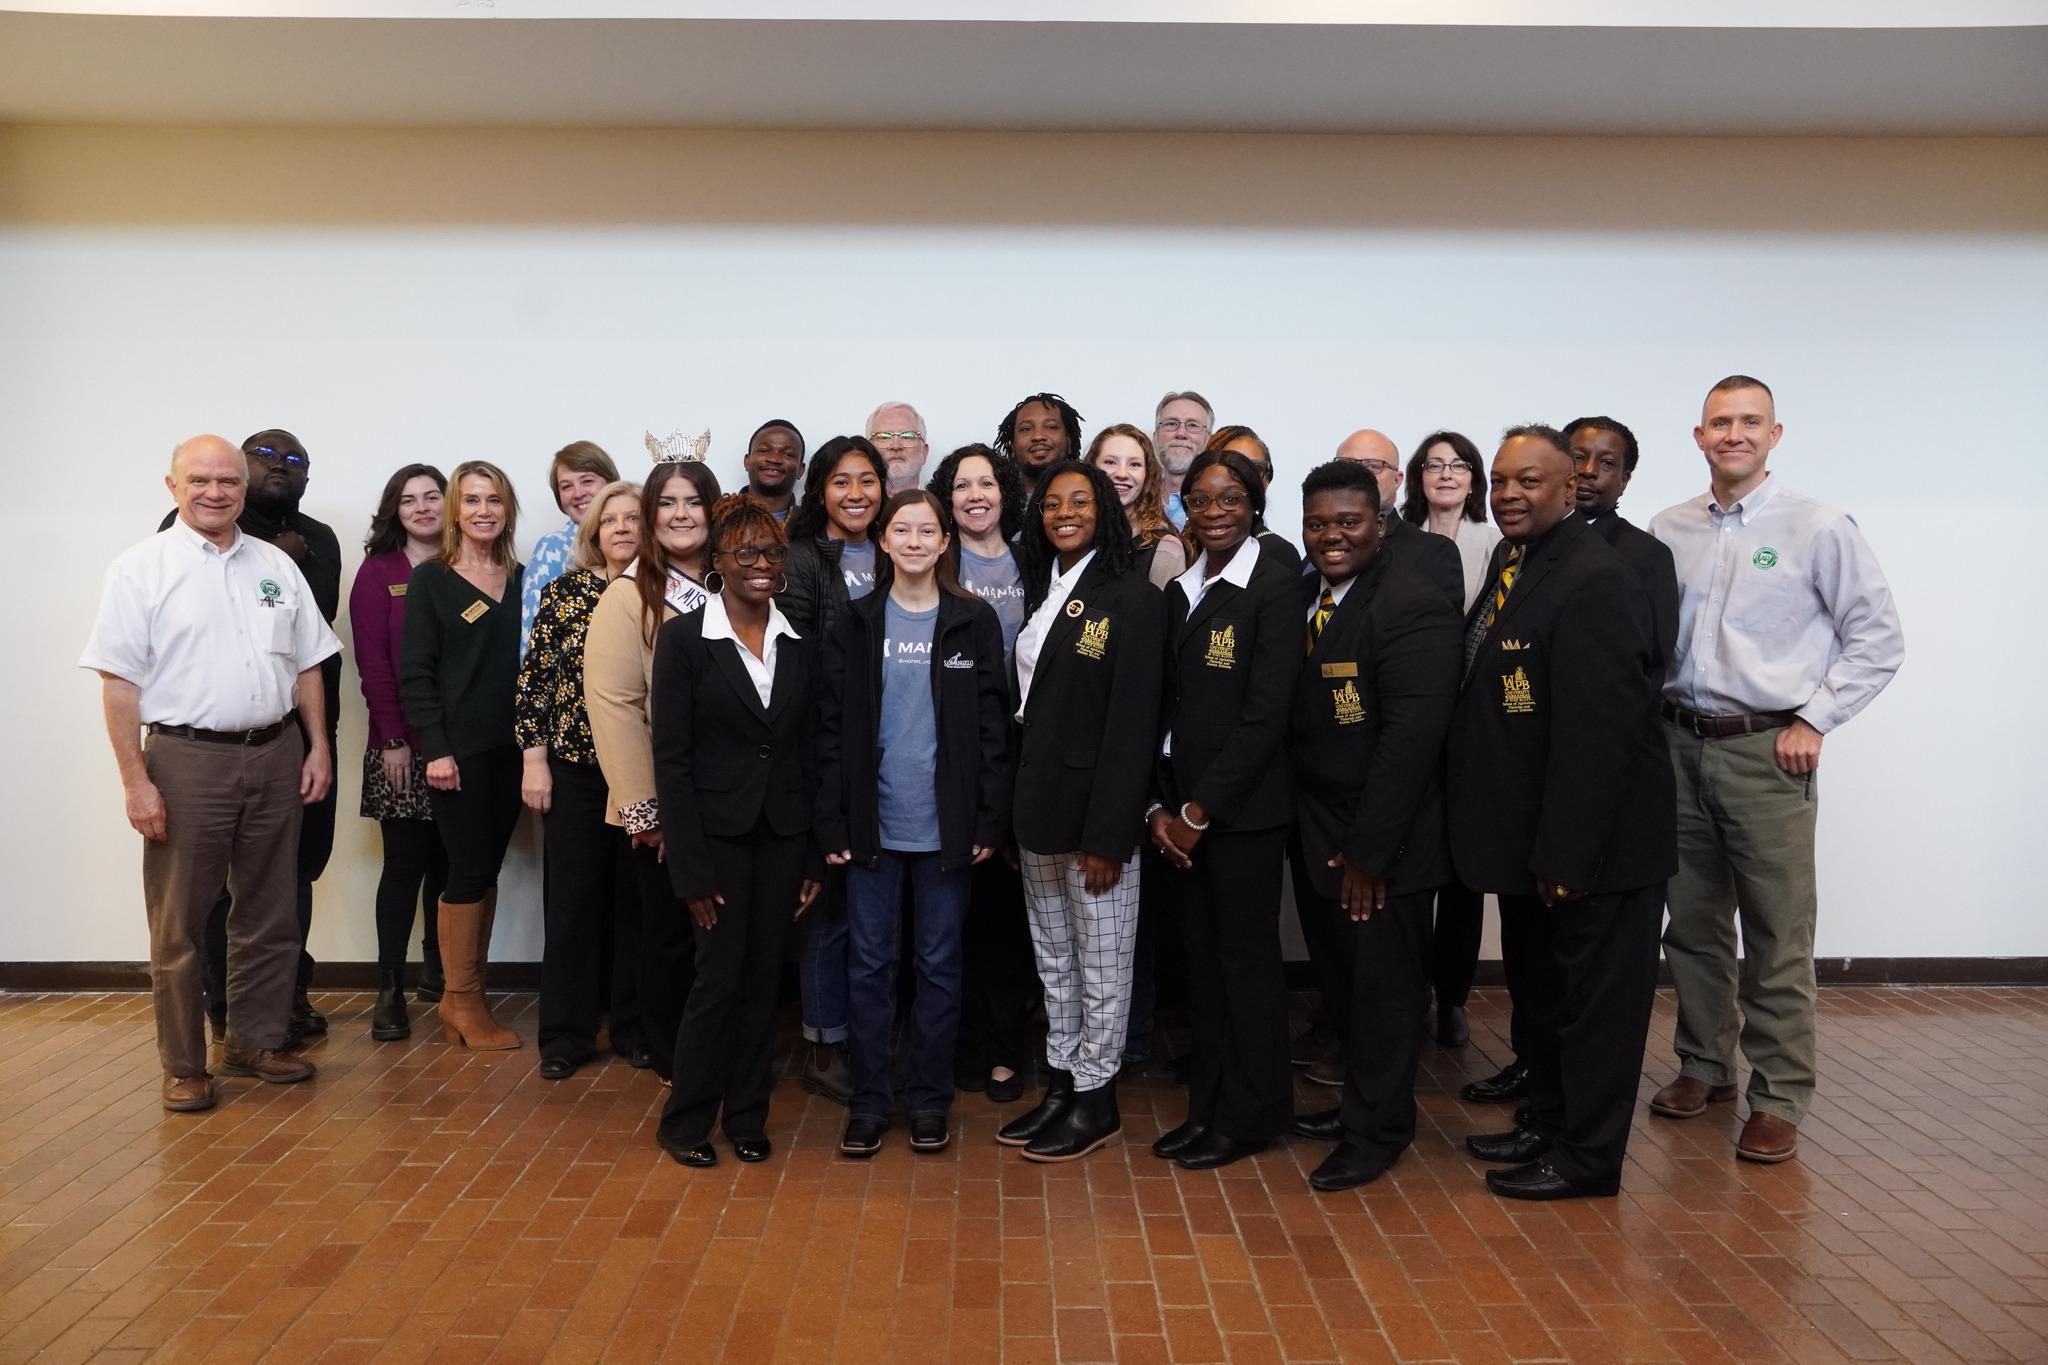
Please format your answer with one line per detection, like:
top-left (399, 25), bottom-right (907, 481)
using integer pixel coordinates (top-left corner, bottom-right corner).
top-left (840, 539), bottom-right (878, 600)
top-left (958, 546), bottom-right (1025, 667)
top-left (877, 598), bottom-right (940, 853)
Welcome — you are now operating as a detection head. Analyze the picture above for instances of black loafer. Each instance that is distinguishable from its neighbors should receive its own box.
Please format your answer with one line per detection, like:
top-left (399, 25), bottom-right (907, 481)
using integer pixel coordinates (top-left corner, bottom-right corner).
top-left (909, 1114), bottom-right (950, 1152)
top-left (840, 1115), bottom-right (888, 1158)
top-left (1289, 1109), bottom-right (1344, 1143)
top-left (1486, 1159), bottom-right (1613, 1200)
top-left (986, 1070), bottom-right (1024, 1103)
top-left (1459, 1061), bottom-right (1530, 1104)
top-left (1151, 1119), bottom-right (1208, 1160)
top-left (1436, 1006), bottom-right (1470, 1048)
top-left (1175, 1133), bottom-right (1267, 1171)
top-left (1309, 1142), bottom-right (1388, 1193)
top-left (627, 1044), bottom-right (656, 1070)
top-left (1465, 1127), bottom-right (1552, 1164)
top-left (657, 1132), bottom-right (717, 1168)
top-left (732, 1135), bottom-right (772, 1163)
top-left (538, 1056), bottom-right (577, 1080)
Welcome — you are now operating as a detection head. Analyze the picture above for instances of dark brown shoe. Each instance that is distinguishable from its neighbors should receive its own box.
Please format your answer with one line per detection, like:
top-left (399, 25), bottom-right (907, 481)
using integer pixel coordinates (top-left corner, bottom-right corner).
top-left (1736, 1112), bottom-right (1798, 1163)
top-left (162, 1075), bottom-right (215, 1112)
top-left (1649, 1075), bottom-right (1738, 1118)
top-left (219, 1049), bottom-right (315, 1084)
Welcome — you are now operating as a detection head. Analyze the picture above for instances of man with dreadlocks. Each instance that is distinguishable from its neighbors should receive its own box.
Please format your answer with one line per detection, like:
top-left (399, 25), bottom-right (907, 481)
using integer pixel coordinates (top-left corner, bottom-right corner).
top-left (995, 393), bottom-right (1084, 490)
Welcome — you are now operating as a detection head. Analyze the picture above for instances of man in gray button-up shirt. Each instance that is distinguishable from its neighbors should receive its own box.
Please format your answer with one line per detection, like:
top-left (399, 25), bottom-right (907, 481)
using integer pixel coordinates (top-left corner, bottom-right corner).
top-left (1645, 375), bottom-right (1904, 1166)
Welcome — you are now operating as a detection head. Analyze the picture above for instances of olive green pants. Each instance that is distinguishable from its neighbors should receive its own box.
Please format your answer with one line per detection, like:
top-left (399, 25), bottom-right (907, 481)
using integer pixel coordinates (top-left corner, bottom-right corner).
top-left (1661, 724), bottom-right (1819, 1125)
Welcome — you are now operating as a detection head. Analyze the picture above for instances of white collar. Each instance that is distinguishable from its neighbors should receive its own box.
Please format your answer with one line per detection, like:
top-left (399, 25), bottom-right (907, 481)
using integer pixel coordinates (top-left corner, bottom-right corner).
top-left (1175, 539), bottom-right (1258, 597)
top-left (169, 516), bottom-right (245, 559)
top-left (699, 592), bottom-right (800, 647)
top-left (1049, 548), bottom-right (1096, 592)
top-left (1711, 472), bottom-right (1779, 524)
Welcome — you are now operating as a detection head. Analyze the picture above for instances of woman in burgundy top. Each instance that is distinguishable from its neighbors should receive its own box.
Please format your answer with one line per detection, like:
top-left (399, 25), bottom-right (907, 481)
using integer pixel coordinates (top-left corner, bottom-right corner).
top-left (349, 464), bottom-right (449, 1041)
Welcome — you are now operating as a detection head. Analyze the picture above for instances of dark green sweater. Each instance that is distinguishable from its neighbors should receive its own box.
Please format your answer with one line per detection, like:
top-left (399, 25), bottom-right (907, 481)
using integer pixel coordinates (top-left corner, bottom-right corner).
top-left (400, 560), bottom-right (525, 761)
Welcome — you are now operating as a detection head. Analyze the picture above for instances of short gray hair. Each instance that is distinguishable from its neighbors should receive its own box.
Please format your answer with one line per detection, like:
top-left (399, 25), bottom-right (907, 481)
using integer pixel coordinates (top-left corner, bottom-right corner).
top-left (1155, 390), bottom-right (1214, 422)
top-left (865, 401), bottom-right (926, 439)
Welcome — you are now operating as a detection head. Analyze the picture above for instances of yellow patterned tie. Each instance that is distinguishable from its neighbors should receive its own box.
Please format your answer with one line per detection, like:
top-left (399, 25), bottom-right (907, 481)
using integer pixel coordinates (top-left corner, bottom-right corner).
top-left (1306, 587), bottom-right (1336, 654)
top-left (1464, 545), bottom-right (1522, 674)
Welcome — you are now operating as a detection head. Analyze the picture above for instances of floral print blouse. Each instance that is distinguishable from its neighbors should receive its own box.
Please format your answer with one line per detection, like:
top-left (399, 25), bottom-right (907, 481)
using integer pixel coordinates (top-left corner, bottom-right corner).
top-left (513, 567), bottom-right (607, 766)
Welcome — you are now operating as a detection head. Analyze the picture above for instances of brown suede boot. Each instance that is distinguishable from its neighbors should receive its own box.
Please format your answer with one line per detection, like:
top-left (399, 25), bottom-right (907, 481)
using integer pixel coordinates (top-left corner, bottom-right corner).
top-left (435, 898), bottom-right (520, 1050)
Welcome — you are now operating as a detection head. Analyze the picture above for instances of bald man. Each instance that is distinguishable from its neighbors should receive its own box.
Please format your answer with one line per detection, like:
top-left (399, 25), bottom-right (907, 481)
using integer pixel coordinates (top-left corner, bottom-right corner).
top-left (1335, 430), bottom-right (1462, 607)
top-left (84, 436), bottom-right (341, 1110)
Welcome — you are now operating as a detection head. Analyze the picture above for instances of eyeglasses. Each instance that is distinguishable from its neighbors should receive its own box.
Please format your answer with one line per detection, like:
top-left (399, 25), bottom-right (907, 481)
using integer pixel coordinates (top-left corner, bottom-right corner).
top-left (1183, 491), bottom-right (1249, 513)
top-left (723, 545), bottom-right (788, 567)
top-left (1356, 459), bottom-right (1398, 476)
top-left (1423, 460), bottom-right (1470, 477)
top-left (248, 445), bottom-right (308, 468)
top-left (869, 431), bottom-right (925, 443)
top-left (1156, 419), bottom-right (1210, 434)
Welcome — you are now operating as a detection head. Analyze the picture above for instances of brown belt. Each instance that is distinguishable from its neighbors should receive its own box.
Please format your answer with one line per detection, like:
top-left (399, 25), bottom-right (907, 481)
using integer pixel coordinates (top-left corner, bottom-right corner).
top-left (148, 717), bottom-right (292, 746)
top-left (1660, 702), bottom-right (1797, 740)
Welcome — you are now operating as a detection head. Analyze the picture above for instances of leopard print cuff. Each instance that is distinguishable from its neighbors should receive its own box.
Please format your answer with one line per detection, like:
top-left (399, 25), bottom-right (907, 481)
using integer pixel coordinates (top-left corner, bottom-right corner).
top-left (619, 799), bottom-right (659, 835)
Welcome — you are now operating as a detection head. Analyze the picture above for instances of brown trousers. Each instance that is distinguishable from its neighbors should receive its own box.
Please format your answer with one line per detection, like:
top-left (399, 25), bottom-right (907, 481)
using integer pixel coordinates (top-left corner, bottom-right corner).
top-left (143, 728), bottom-right (304, 1077)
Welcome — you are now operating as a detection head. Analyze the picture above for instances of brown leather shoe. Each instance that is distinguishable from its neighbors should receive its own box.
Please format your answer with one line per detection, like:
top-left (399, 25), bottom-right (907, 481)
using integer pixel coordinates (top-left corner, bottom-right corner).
top-left (162, 1075), bottom-right (215, 1112)
top-left (1649, 1075), bottom-right (1738, 1118)
top-left (219, 1048), bottom-right (316, 1084)
top-left (1736, 1112), bottom-right (1798, 1163)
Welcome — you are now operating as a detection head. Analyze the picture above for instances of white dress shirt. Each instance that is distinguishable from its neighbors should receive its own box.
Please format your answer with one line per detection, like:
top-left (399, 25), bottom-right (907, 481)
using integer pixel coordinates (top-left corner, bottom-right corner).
top-left (1650, 474), bottom-right (1904, 733)
top-left (1305, 573), bottom-right (1358, 622)
top-left (1015, 549), bottom-right (1094, 719)
top-left (697, 592), bottom-right (800, 707)
top-left (1164, 541), bottom-right (1260, 756)
top-left (80, 519), bottom-right (341, 730)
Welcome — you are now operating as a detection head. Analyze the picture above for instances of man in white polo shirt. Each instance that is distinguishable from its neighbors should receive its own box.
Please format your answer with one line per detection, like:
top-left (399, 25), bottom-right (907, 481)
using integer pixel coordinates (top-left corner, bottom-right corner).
top-left (82, 434), bottom-right (341, 1112)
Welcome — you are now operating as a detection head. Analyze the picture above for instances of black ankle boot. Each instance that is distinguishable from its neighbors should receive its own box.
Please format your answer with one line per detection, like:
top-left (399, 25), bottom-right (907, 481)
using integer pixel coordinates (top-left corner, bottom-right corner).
top-left (415, 947), bottom-right (444, 1003)
top-left (996, 1069), bottom-right (1074, 1146)
top-left (1023, 1083), bottom-right (1121, 1163)
top-left (371, 968), bottom-right (411, 1041)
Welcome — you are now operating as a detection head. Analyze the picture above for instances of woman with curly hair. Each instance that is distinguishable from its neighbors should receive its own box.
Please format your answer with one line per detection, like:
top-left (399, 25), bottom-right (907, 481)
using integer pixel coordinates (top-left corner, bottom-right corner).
top-left (1088, 424), bottom-right (1188, 590)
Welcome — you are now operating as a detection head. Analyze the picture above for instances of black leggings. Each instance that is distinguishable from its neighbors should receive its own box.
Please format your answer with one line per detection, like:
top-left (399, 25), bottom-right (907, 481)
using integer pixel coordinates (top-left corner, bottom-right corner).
top-left (427, 745), bottom-right (523, 904)
top-left (375, 819), bottom-right (447, 969)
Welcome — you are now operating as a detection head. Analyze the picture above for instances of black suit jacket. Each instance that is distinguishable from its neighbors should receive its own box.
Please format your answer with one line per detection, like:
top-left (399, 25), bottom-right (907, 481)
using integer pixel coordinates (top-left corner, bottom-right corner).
top-left (1590, 513), bottom-right (1680, 675)
top-left (1445, 514), bottom-right (1676, 895)
top-left (1287, 549), bottom-right (1461, 898)
top-left (1381, 513), bottom-right (1465, 611)
top-left (651, 608), bottom-right (818, 901)
top-left (1013, 559), bottom-right (1165, 862)
top-left (1157, 546), bottom-right (1303, 833)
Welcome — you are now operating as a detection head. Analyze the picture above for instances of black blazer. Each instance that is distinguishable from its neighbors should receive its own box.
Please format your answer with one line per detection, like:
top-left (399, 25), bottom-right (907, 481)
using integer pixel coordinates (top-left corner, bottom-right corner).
top-left (815, 589), bottom-right (1012, 871)
top-left (1382, 513), bottom-right (1465, 610)
top-left (1591, 513), bottom-right (1680, 674)
top-left (1157, 545), bottom-right (1303, 833)
top-left (1287, 549), bottom-right (1462, 898)
top-left (650, 608), bottom-right (818, 901)
top-left (1445, 514), bottom-right (1676, 896)
top-left (1013, 558), bottom-right (1165, 862)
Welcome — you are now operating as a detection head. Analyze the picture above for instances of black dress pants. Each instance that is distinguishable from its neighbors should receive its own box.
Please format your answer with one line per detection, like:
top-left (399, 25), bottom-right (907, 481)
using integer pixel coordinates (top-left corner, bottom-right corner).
top-left (1289, 835), bottom-right (1345, 1034)
top-left (1178, 826), bottom-right (1293, 1142)
top-left (631, 842), bottom-right (696, 1082)
top-left (953, 856), bottom-right (1039, 1078)
top-left (539, 756), bottom-right (642, 1064)
top-left (658, 820), bottom-right (805, 1147)
top-left (1497, 885), bottom-right (1663, 1192)
top-left (1429, 881), bottom-right (1485, 1010)
top-left (1290, 847), bottom-right (1433, 1168)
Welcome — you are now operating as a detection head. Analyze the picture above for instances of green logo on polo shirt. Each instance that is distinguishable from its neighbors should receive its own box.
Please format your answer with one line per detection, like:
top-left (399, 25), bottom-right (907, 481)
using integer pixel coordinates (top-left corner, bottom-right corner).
top-left (1751, 548), bottom-right (1778, 570)
top-left (260, 578), bottom-right (282, 601)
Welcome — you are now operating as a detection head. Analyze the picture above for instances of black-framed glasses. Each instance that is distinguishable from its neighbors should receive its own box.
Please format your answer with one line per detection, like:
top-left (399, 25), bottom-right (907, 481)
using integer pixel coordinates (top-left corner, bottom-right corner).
top-left (1183, 491), bottom-right (1249, 513)
top-left (723, 544), bottom-right (788, 567)
top-left (248, 445), bottom-right (309, 468)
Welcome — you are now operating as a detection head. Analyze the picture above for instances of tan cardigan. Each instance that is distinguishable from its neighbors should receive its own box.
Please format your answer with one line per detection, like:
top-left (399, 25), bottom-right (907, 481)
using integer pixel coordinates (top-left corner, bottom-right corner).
top-left (582, 574), bottom-right (676, 831)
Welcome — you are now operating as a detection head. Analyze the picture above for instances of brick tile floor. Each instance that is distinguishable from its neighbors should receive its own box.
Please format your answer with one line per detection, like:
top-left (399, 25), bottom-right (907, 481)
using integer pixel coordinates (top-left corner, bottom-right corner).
top-left (0, 986), bottom-right (2043, 1362)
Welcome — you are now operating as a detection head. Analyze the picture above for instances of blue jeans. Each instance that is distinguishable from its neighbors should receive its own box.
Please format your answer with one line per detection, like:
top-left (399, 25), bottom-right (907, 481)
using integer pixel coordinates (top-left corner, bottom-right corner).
top-left (800, 873), bottom-right (849, 1045)
top-left (846, 851), bottom-right (970, 1121)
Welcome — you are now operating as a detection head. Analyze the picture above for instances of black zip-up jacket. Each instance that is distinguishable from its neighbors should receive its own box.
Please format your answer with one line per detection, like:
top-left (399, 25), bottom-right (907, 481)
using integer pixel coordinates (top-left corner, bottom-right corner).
top-left (814, 588), bottom-right (1012, 870)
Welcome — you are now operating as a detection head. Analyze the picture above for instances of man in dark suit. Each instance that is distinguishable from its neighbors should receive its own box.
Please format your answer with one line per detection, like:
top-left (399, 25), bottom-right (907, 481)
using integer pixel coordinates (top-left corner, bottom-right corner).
top-left (1564, 416), bottom-right (1679, 669)
top-left (1446, 425), bottom-right (1676, 1200)
top-left (1285, 461), bottom-right (1462, 1191)
top-left (1335, 429), bottom-right (1464, 609)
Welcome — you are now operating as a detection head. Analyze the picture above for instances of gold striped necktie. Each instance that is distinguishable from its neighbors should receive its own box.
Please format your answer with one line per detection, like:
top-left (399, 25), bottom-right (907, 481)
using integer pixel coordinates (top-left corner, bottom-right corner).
top-left (1307, 586), bottom-right (1336, 654)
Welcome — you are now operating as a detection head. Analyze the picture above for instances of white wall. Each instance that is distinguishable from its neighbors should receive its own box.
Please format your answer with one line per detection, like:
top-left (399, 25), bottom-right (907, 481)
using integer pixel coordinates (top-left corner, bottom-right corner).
top-left (3, 127), bottom-right (2043, 965)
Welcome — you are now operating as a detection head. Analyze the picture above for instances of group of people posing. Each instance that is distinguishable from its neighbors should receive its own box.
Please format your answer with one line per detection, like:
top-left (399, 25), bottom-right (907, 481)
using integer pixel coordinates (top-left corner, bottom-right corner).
top-left (85, 377), bottom-right (1904, 1202)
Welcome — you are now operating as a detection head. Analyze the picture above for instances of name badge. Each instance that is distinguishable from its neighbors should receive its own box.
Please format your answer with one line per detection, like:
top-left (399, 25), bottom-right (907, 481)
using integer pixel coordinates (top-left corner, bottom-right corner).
top-left (1320, 661), bottom-right (1358, 679)
top-left (387, 583), bottom-right (408, 598)
top-left (460, 599), bottom-right (490, 624)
